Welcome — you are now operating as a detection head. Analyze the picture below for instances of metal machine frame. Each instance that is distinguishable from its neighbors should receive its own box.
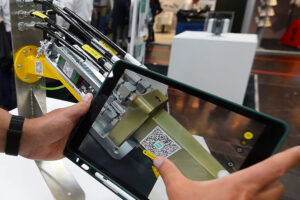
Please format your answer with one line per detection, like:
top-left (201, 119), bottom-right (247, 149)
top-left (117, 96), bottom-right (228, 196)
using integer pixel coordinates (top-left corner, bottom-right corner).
top-left (9, 1), bottom-right (225, 199)
top-left (10, 1), bottom-right (85, 199)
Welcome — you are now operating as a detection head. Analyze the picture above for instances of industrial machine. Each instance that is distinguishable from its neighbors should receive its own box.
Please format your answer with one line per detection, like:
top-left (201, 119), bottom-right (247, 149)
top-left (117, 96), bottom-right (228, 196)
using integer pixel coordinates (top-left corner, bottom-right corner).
top-left (10, 0), bottom-right (226, 199)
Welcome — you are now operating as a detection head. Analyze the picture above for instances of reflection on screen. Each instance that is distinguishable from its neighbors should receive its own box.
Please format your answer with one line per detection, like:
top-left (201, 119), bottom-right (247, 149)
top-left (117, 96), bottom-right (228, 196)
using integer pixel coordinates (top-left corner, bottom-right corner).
top-left (78, 69), bottom-right (266, 198)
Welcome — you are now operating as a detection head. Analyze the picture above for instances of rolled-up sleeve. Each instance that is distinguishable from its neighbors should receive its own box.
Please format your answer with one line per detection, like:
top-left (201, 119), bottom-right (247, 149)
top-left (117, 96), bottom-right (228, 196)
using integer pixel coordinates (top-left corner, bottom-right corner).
top-left (1, 0), bottom-right (11, 32)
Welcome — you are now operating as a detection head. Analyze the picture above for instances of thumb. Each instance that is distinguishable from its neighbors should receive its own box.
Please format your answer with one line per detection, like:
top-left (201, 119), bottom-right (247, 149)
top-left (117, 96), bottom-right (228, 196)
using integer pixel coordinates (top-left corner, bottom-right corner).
top-left (64, 93), bottom-right (93, 119)
top-left (154, 156), bottom-right (187, 186)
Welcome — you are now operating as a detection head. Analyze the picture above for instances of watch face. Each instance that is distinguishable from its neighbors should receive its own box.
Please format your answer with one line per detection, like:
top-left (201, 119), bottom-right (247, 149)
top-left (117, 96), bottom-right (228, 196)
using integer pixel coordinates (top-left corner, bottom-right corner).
top-left (65, 61), bottom-right (288, 200)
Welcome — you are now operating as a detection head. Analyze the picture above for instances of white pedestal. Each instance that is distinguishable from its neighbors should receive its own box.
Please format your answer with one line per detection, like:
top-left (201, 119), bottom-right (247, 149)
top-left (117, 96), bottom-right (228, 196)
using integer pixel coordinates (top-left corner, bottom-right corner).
top-left (168, 31), bottom-right (257, 104)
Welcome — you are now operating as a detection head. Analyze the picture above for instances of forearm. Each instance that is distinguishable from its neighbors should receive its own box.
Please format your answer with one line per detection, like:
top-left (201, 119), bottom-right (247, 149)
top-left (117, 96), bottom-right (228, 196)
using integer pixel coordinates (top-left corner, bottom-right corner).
top-left (0, 108), bottom-right (12, 152)
top-left (0, 94), bottom-right (92, 159)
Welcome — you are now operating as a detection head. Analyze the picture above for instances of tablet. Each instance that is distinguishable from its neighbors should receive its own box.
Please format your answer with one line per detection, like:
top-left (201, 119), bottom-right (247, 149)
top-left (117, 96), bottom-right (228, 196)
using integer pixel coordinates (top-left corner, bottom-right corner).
top-left (64, 60), bottom-right (289, 200)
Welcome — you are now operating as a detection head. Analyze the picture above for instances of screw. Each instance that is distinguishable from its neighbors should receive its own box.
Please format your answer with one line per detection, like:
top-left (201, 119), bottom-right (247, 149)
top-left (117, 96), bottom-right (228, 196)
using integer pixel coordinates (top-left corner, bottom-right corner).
top-left (23, 50), bottom-right (27, 54)
top-left (113, 148), bottom-right (119, 154)
top-left (236, 147), bottom-right (243, 153)
top-left (227, 162), bottom-right (234, 167)
top-left (25, 76), bottom-right (29, 80)
top-left (17, 64), bottom-right (22, 69)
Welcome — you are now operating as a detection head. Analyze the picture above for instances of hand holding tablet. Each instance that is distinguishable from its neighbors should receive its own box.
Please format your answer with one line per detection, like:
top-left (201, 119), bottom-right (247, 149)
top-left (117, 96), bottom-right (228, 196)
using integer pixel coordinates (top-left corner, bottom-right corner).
top-left (64, 61), bottom-right (290, 199)
top-left (154, 146), bottom-right (300, 200)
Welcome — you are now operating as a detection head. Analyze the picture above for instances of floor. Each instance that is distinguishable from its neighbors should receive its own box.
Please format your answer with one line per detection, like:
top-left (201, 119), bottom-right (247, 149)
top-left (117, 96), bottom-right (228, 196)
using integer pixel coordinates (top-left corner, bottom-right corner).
top-left (145, 40), bottom-right (300, 200)
top-left (254, 55), bottom-right (300, 200)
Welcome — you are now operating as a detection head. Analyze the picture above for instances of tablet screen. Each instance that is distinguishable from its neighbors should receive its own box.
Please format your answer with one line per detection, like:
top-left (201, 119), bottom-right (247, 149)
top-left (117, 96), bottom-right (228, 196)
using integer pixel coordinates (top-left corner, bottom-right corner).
top-left (72, 66), bottom-right (277, 199)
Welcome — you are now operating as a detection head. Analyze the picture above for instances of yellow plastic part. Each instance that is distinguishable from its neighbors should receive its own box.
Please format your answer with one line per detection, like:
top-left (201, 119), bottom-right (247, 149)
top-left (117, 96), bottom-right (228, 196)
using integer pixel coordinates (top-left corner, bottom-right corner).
top-left (243, 131), bottom-right (254, 140)
top-left (152, 166), bottom-right (160, 179)
top-left (100, 40), bottom-right (118, 55)
top-left (143, 150), bottom-right (160, 178)
top-left (82, 44), bottom-right (102, 60)
top-left (31, 11), bottom-right (48, 19)
top-left (14, 45), bottom-right (82, 101)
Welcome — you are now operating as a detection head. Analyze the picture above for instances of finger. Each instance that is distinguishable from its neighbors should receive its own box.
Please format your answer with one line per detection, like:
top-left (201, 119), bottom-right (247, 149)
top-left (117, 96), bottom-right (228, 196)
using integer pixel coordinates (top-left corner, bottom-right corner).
top-left (229, 146), bottom-right (300, 190)
top-left (154, 156), bottom-right (187, 186)
top-left (254, 181), bottom-right (284, 200)
top-left (64, 93), bottom-right (93, 119)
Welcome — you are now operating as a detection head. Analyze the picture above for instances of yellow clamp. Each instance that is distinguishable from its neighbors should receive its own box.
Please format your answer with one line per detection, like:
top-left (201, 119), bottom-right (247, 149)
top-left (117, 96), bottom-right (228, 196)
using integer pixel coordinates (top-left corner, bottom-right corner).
top-left (14, 45), bottom-right (82, 101)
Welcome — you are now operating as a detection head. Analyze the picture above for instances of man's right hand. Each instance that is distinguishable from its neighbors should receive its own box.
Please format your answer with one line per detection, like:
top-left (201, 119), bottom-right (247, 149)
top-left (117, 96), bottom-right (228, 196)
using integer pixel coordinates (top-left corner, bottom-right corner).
top-left (154, 146), bottom-right (300, 200)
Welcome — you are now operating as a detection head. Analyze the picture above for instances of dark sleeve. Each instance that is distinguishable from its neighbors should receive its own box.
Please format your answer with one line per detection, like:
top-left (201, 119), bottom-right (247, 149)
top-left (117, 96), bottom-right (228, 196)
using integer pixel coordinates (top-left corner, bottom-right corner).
top-left (156, 0), bottom-right (163, 14)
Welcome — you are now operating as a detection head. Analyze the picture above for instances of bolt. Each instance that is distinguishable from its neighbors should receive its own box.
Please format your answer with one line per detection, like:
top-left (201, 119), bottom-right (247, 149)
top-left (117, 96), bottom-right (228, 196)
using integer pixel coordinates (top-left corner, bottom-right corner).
top-left (113, 148), bottom-right (119, 154)
top-left (236, 147), bottom-right (243, 153)
top-left (16, 0), bottom-right (25, 8)
top-left (227, 162), bottom-right (234, 167)
top-left (25, 76), bottom-right (29, 80)
top-left (23, 50), bottom-right (28, 54)
top-left (17, 64), bottom-right (22, 69)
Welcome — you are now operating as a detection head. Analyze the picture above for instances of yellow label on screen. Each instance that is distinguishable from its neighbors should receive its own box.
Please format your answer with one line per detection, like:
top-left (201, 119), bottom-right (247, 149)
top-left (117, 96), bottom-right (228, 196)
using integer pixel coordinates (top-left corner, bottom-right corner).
top-left (82, 44), bottom-right (101, 60)
top-left (143, 150), bottom-right (157, 160)
top-left (152, 166), bottom-right (160, 178)
top-left (32, 11), bottom-right (48, 19)
top-left (243, 132), bottom-right (254, 140)
top-left (100, 40), bottom-right (118, 55)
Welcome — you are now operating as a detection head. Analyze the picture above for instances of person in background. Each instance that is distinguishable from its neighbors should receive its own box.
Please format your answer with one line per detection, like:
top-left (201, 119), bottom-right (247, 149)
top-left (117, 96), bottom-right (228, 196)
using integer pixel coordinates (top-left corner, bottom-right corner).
top-left (56, 0), bottom-right (94, 29)
top-left (147, 0), bottom-right (162, 44)
top-left (180, 0), bottom-right (201, 11)
top-left (0, 0), bottom-right (16, 110)
top-left (111, 0), bottom-right (130, 48)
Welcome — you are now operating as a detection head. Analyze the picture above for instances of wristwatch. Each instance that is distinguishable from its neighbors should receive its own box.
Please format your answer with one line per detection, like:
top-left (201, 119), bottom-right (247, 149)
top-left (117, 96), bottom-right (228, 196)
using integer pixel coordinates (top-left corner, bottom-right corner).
top-left (5, 115), bottom-right (25, 156)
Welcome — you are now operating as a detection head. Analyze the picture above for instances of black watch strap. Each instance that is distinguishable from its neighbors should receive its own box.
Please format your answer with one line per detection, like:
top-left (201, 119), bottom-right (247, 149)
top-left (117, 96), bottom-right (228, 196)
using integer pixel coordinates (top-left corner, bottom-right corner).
top-left (5, 115), bottom-right (25, 156)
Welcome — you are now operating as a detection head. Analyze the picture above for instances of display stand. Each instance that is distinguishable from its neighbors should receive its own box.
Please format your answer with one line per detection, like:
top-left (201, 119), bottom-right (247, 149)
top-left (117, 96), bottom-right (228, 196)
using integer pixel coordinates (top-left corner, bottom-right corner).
top-left (168, 31), bottom-right (257, 105)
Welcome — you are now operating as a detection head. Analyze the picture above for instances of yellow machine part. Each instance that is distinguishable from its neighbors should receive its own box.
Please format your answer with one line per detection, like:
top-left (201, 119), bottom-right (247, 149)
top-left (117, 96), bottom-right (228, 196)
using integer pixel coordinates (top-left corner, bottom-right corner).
top-left (14, 45), bottom-right (82, 101)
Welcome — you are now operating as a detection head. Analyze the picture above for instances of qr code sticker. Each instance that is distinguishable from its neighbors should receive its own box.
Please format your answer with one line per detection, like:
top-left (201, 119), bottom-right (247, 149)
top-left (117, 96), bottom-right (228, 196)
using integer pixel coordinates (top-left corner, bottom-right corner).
top-left (140, 126), bottom-right (181, 158)
top-left (35, 61), bottom-right (43, 75)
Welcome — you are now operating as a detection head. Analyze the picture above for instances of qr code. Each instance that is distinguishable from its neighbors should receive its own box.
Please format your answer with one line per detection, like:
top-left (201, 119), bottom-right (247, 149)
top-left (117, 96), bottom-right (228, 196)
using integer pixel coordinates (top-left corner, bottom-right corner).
top-left (35, 61), bottom-right (43, 75)
top-left (140, 126), bottom-right (181, 158)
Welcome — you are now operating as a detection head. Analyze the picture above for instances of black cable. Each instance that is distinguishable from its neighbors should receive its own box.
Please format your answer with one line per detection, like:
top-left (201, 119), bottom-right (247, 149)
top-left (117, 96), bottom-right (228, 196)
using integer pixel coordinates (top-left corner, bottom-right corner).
top-left (34, 0), bottom-right (116, 62)
top-left (45, 19), bottom-right (112, 70)
top-left (31, 11), bottom-right (111, 71)
top-left (34, 0), bottom-right (94, 40)
top-left (35, 24), bottom-right (106, 75)
top-left (63, 7), bottom-right (126, 57)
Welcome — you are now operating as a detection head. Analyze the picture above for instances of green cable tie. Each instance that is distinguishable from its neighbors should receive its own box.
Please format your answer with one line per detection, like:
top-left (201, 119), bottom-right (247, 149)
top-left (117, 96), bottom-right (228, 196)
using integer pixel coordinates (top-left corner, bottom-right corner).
top-left (39, 85), bottom-right (65, 91)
